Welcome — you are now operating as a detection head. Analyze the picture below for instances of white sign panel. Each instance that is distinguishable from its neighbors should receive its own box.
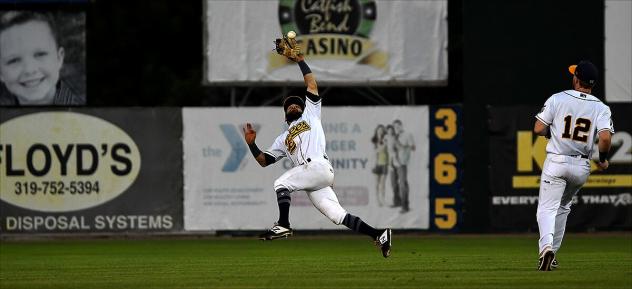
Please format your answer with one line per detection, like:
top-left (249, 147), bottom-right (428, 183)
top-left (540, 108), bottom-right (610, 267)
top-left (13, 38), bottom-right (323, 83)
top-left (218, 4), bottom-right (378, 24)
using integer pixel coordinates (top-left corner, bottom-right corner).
top-left (605, 0), bottom-right (632, 103)
top-left (205, 0), bottom-right (447, 85)
top-left (184, 106), bottom-right (429, 230)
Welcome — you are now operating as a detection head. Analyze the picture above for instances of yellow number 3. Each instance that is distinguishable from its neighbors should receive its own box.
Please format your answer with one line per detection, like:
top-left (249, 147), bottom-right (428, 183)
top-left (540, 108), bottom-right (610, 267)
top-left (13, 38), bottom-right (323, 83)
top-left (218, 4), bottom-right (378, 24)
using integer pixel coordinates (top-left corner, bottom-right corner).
top-left (434, 108), bottom-right (457, 140)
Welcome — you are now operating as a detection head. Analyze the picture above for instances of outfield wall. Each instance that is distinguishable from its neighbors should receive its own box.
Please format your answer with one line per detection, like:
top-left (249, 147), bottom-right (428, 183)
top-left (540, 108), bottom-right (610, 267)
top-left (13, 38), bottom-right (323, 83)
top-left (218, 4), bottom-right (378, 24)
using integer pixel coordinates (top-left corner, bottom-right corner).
top-left (1, 105), bottom-right (629, 235)
top-left (0, 106), bottom-right (462, 234)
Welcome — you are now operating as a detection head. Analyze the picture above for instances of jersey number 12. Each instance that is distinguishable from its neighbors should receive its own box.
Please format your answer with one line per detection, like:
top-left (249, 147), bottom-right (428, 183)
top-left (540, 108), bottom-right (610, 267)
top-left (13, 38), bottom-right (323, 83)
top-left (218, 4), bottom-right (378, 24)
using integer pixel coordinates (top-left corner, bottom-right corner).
top-left (561, 115), bottom-right (591, 142)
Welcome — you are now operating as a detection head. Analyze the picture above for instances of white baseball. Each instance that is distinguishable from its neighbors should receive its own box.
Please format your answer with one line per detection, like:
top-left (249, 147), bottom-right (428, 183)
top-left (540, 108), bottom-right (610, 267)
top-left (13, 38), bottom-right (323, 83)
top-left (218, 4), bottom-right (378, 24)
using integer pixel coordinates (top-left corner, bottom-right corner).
top-left (287, 31), bottom-right (296, 39)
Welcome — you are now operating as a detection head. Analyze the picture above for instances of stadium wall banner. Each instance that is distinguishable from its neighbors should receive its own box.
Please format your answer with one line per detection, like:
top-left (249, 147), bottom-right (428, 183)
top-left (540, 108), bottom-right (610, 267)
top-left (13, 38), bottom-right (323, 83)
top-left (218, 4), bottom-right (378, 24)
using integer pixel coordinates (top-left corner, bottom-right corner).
top-left (183, 106), bottom-right (429, 230)
top-left (204, 0), bottom-right (448, 85)
top-left (0, 108), bottom-right (183, 233)
top-left (605, 0), bottom-right (632, 103)
top-left (488, 104), bottom-right (632, 231)
top-left (428, 105), bottom-right (462, 231)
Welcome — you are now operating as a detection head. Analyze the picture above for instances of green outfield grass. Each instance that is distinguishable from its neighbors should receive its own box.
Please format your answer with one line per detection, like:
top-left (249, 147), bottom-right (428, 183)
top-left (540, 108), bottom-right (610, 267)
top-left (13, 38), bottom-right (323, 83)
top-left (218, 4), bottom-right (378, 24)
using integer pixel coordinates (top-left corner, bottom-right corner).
top-left (0, 233), bottom-right (630, 289)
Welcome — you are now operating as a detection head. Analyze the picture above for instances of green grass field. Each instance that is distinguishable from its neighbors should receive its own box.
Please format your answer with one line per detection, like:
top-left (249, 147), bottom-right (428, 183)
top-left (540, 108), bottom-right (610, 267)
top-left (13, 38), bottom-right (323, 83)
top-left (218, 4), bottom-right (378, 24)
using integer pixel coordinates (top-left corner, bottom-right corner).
top-left (1, 233), bottom-right (630, 289)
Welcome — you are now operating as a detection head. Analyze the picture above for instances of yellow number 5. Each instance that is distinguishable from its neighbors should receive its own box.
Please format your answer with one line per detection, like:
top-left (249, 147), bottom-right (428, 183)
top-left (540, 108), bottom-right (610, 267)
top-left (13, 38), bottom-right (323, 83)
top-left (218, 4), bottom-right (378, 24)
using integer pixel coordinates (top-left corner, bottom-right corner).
top-left (435, 198), bottom-right (457, 229)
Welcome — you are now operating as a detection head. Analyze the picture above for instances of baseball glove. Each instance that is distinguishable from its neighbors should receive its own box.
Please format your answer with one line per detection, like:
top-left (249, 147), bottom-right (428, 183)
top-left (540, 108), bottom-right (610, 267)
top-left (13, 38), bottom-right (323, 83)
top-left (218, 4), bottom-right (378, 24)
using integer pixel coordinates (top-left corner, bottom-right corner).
top-left (275, 35), bottom-right (301, 62)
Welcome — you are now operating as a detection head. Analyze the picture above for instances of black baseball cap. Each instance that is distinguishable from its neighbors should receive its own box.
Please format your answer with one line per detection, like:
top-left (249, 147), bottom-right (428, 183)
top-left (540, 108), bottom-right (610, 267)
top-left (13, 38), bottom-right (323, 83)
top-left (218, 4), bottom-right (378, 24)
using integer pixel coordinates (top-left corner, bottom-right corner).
top-left (568, 60), bottom-right (598, 86)
top-left (283, 95), bottom-right (305, 112)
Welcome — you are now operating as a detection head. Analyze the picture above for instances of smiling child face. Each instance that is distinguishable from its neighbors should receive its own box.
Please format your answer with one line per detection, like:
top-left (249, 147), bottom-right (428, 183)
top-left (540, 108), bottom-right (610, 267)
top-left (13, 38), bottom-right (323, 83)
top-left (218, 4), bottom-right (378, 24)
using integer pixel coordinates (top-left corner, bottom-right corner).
top-left (0, 20), bottom-right (64, 105)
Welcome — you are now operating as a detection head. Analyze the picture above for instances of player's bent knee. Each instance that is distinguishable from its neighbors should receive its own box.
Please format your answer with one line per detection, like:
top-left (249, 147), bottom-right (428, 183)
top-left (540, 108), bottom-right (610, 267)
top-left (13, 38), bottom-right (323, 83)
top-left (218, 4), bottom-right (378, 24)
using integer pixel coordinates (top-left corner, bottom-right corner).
top-left (325, 208), bottom-right (347, 225)
top-left (329, 213), bottom-right (345, 225)
top-left (315, 201), bottom-right (346, 225)
top-left (273, 179), bottom-right (288, 192)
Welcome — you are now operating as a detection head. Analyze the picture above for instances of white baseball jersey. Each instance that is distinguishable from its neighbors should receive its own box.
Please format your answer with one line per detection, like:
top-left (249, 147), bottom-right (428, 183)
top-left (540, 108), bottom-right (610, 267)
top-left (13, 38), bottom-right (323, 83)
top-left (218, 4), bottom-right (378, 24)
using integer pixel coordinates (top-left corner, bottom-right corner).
top-left (536, 90), bottom-right (614, 157)
top-left (265, 93), bottom-right (328, 167)
top-left (264, 92), bottom-right (346, 225)
top-left (535, 89), bottom-right (614, 255)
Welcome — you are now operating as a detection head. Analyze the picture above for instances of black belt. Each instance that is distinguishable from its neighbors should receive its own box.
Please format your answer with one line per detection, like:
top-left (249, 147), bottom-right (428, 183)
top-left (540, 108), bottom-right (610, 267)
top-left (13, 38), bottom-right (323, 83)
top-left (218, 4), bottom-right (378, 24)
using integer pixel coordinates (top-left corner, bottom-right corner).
top-left (301, 155), bottom-right (328, 165)
top-left (570, 155), bottom-right (589, 159)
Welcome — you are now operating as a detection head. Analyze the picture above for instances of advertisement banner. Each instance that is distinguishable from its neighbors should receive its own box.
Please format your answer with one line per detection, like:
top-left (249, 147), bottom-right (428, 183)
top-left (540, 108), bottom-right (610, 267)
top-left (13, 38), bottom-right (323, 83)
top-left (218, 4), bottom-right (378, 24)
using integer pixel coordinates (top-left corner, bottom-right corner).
top-left (183, 106), bottom-right (429, 230)
top-left (205, 0), bottom-right (447, 85)
top-left (605, 0), bottom-right (632, 103)
top-left (0, 108), bottom-right (183, 233)
top-left (488, 104), bottom-right (632, 231)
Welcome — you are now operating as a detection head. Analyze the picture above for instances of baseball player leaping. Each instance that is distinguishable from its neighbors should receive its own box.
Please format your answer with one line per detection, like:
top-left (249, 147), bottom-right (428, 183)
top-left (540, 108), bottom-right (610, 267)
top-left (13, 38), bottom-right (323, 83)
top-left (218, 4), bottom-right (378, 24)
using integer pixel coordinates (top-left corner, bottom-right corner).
top-left (533, 60), bottom-right (614, 271)
top-left (241, 34), bottom-right (391, 258)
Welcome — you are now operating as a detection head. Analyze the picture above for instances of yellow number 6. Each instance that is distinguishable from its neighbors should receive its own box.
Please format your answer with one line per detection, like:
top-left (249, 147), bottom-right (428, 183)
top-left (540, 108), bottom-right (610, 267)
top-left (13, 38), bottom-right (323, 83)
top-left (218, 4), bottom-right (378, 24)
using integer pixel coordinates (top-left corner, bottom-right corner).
top-left (434, 153), bottom-right (457, 185)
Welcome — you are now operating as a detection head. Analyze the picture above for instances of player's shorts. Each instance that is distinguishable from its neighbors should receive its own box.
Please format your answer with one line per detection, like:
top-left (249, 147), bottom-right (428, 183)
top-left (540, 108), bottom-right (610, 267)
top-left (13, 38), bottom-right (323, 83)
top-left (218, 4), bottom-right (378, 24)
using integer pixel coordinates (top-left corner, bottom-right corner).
top-left (274, 160), bottom-right (347, 224)
top-left (274, 159), bottom-right (334, 192)
top-left (538, 154), bottom-right (591, 210)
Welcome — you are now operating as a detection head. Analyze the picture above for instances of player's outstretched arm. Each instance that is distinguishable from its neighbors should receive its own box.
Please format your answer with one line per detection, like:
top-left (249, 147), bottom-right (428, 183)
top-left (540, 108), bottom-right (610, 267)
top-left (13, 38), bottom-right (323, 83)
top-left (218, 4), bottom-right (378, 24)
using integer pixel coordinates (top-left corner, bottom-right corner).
top-left (274, 34), bottom-right (318, 97)
top-left (296, 55), bottom-right (318, 96)
top-left (243, 123), bottom-right (274, 167)
top-left (597, 130), bottom-right (612, 170)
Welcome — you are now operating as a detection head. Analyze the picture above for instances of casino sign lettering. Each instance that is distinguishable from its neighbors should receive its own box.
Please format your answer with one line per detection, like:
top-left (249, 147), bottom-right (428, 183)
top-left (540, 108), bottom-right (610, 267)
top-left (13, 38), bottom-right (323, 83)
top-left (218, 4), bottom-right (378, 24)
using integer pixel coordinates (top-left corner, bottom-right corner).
top-left (269, 0), bottom-right (386, 70)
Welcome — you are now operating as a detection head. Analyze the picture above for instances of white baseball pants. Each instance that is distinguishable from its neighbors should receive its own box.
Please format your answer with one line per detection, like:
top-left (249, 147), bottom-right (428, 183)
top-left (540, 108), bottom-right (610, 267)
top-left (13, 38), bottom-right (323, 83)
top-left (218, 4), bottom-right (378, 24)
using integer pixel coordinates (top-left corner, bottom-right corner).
top-left (274, 159), bottom-right (347, 225)
top-left (537, 154), bottom-right (590, 254)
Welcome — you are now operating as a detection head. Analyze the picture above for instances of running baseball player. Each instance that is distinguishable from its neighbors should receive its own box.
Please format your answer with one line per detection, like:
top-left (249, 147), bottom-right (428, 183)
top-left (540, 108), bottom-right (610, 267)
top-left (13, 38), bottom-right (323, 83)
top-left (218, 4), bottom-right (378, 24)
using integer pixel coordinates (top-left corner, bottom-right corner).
top-left (242, 34), bottom-right (392, 258)
top-left (533, 60), bottom-right (614, 271)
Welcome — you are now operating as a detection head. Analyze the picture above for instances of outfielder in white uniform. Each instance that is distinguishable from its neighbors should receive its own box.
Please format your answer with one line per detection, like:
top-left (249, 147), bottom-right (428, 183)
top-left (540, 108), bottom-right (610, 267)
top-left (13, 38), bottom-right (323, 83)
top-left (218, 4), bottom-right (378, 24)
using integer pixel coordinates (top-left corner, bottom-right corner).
top-left (243, 54), bottom-right (392, 258)
top-left (533, 60), bottom-right (614, 271)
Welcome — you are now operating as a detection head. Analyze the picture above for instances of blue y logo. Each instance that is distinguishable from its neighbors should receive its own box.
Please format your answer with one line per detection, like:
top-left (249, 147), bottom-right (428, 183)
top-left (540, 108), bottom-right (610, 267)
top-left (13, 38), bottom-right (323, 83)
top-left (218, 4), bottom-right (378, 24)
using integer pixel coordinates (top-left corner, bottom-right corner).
top-left (220, 124), bottom-right (247, 172)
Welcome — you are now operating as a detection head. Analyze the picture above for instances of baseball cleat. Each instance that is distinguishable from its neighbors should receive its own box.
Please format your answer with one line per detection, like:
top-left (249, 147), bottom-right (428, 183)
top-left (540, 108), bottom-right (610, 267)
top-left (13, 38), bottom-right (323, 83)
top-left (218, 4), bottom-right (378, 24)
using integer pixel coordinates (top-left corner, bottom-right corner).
top-left (259, 224), bottom-right (293, 240)
top-left (551, 258), bottom-right (559, 269)
top-left (538, 247), bottom-right (555, 271)
top-left (375, 228), bottom-right (392, 258)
